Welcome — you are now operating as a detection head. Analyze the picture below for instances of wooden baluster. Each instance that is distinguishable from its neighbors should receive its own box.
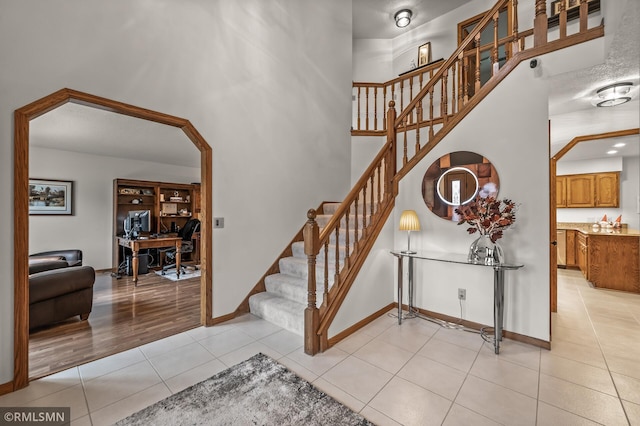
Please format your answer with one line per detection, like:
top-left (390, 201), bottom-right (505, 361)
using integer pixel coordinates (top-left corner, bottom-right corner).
top-left (415, 102), bottom-right (421, 154)
top-left (369, 174), bottom-right (375, 220)
top-left (559, 0), bottom-right (567, 39)
top-left (357, 87), bottom-right (361, 131)
top-left (511, 0), bottom-right (519, 55)
top-left (534, 0), bottom-right (548, 47)
top-left (344, 203), bottom-right (350, 267)
top-left (462, 55), bottom-right (469, 104)
top-left (374, 87), bottom-right (378, 131)
top-left (579, 0), bottom-right (588, 33)
top-left (451, 61), bottom-right (457, 115)
top-left (354, 193), bottom-right (359, 245)
top-left (402, 117), bottom-right (408, 165)
top-left (335, 225), bottom-right (340, 287)
top-left (365, 87), bottom-right (370, 131)
top-left (442, 74), bottom-right (448, 123)
top-left (324, 241), bottom-right (329, 304)
top-left (303, 209), bottom-right (319, 355)
top-left (429, 85), bottom-right (435, 139)
top-left (377, 164), bottom-right (382, 210)
top-left (362, 183), bottom-right (368, 231)
top-left (492, 12), bottom-right (499, 77)
top-left (400, 80), bottom-right (404, 113)
top-left (474, 33), bottom-right (481, 93)
top-left (408, 78), bottom-right (414, 124)
top-left (383, 86), bottom-right (387, 131)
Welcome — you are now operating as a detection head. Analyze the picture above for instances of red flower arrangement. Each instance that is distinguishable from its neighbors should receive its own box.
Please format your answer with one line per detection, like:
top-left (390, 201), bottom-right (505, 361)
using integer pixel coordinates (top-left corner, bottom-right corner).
top-left (454, 196), bottom-right (517, 243)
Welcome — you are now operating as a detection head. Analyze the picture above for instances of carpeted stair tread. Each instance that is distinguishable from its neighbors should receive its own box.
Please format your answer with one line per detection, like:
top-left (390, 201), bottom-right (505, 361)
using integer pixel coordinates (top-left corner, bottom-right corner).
top-left (291, 241), bottom-right (349, 263)
top-left (248, 292), bottom-right (304, 336)
top-left (264, 273), bottom-right (325, 305)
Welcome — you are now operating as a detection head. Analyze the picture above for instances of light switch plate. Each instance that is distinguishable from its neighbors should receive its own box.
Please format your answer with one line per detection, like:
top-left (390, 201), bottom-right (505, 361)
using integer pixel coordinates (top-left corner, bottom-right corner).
top-left (214, 217), bottom-right (224, 228)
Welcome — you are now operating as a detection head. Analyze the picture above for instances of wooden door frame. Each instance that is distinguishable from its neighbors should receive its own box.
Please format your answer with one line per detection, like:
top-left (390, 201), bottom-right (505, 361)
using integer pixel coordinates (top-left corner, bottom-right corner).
top-left (549, 128), bottom-right (639, 317)
top-left (13, 88), bottom-right (214, 390)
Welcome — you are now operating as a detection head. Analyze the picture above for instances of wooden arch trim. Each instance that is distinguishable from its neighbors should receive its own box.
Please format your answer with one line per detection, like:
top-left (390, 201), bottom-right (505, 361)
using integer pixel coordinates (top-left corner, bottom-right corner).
top-left (13, 88), bottom-right (213, 391)
top-left (549, 127), bottom-right (639, 313)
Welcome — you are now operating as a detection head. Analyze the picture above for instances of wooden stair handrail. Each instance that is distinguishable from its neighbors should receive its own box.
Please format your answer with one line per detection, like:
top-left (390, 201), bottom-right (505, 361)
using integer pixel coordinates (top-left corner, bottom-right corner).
top-left (395, 0), bottom-right (510, 127)
top-left (317, 141), bottom-right (393, 243)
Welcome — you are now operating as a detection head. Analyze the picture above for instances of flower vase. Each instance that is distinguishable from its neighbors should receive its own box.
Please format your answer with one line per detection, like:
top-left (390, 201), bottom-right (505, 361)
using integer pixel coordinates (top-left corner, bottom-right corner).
top-left (468, 235), bottom-right (504, 265)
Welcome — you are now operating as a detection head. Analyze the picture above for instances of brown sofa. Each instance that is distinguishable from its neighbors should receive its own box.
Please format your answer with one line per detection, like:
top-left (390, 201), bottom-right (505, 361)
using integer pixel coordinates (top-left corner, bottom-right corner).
top-left (28, 250), bottom-right (96, 330)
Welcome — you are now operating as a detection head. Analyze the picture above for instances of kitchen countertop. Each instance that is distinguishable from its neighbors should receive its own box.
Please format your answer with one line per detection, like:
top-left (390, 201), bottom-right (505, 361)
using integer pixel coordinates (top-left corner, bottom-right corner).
top-left (558, 222), bottom-right (640, 237)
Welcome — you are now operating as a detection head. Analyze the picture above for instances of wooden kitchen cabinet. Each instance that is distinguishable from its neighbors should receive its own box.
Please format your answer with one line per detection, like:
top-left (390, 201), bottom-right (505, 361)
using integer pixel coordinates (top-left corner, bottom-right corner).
top-left (566, 174), bottom-right (595, 208)
top-left (565, 230), bottom-right (576, 267)
top-left (588, 234), bottom-right (640, 293)
top-left (577, 232), bottom-right (588, 279)
top-left (556, 176), bottom-right (567, 208)
top-left (594, 172), bottom-right (619, 207)
top-left (559, 172), bottom-right (619, 208)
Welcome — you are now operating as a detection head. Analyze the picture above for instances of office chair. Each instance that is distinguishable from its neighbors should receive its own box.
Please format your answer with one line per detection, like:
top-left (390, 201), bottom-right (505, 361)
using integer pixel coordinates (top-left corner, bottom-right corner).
top-left (161, 218), bottom-right (201, 275)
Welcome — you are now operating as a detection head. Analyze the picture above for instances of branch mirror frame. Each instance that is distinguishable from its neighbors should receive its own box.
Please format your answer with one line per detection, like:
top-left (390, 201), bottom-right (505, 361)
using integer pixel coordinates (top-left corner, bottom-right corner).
top-left (422, 151), bottom-right (500, 221)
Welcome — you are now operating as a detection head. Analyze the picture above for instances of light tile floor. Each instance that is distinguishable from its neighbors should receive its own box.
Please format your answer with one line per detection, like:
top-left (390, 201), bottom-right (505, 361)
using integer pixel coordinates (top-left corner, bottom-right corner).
top-left (1, 269), bottom-right (639, 425)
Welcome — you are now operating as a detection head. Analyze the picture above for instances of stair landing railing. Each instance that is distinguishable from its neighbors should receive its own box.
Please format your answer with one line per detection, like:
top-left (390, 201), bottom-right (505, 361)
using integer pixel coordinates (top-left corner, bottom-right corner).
top-left (305, 0), bottom-right (604, 355)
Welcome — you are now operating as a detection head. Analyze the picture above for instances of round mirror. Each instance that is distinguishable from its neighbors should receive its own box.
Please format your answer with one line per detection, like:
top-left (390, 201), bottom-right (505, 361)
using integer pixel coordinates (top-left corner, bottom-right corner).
top-left (422, 151), bottom-right (500, 221)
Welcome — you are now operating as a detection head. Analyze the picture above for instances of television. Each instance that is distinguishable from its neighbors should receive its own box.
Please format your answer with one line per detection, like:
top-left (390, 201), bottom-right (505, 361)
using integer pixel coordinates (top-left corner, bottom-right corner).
top-left (124, 209), bottom-right (151, 238)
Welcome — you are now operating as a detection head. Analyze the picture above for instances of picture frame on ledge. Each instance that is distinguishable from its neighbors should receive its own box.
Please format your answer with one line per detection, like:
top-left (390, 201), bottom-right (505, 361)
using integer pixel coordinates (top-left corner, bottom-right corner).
top-left (550, 0), bottom-right (590, 17)
top-left (29, 178), bottom-right (73, 215)
top-left (418, 42), bottom-right (432, 67)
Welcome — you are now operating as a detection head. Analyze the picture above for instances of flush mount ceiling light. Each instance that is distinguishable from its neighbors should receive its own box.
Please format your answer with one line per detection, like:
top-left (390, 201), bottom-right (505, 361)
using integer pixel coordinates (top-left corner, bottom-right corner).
top-left (607, 150), bottom-right (618, 155)
top-left (395, 9), bottom-right (412, 28)
top-left (593, 82), bottom-right (633, 107)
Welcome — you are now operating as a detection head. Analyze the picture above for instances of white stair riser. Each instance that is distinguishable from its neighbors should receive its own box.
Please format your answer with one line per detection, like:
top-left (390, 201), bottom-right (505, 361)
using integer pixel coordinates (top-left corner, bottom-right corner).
top-left (278, 257), bottom-right (337, 285)
top-left (264, 274), bottom-right (326, 306)
top-left (291, 241), bottom-right (348, 264)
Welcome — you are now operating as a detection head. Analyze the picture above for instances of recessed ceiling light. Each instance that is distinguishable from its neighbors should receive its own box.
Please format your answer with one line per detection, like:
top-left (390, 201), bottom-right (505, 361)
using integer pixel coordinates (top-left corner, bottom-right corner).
top-left (394, 9), bottom-right (412, 28)
top-left (613, 142), bottom-right (626, 148)
top-left (607, 150), bottom-right (618, 155)
top-left (592, 82), bottom-right (633, 107)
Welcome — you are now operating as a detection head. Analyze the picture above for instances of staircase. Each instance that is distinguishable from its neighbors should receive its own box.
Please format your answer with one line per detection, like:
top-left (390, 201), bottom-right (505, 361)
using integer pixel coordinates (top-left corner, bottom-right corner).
top-left (248, 202), bottom-right (368, 335)
top-left (243, 0), bottom-right (605, 354)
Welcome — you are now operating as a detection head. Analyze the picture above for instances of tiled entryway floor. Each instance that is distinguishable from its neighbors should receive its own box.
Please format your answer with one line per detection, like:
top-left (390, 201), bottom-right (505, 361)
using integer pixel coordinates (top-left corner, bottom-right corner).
top-left (1, 269), bottom-right (639, 425)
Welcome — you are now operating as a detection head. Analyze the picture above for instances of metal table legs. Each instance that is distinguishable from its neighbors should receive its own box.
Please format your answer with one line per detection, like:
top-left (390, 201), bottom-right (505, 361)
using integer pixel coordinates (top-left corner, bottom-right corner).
top-left (395, 255), bottom-right (415, 325)
top-left (493, 267), bottom-right (505, 354)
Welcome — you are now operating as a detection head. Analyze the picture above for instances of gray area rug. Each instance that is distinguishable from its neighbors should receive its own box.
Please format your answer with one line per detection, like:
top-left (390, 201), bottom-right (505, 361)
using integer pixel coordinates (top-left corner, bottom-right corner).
top-left (116, 353), bottom-right (375, 425)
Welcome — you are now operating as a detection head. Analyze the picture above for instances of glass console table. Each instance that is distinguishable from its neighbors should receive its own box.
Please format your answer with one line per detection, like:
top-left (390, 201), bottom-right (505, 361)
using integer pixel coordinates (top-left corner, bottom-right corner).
top-left (390, 250), bottom-right (524, 354)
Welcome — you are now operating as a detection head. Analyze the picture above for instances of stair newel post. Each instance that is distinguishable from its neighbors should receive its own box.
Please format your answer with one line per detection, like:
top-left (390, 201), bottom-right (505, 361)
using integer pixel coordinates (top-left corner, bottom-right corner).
top-left (303, 209), bottom-right (320, 355)
top-left (534, 0), bottom-right (548, 47)
top-left (385, 101), bottom-right (397, 200)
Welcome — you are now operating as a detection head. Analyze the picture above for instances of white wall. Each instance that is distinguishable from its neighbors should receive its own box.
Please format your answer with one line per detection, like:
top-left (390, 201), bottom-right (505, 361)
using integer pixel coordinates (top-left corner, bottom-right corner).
top-left (556, 155), bottom-right (640, 229)
top-left (329, 215), bottom-right (395, 337)
top-left (29, 147), bottom-right (200, 270)
top-left (394, 61), bottom-right (551, 341)
top-left (0, 0), bottom-right (352, 384)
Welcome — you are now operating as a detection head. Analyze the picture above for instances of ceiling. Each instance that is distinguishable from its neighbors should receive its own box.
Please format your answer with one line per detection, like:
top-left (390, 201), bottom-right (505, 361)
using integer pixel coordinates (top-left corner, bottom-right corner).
top-left (30, 103), bottom-right (201, 168)
top-left (352, 0), bottom-right (473, 39)
top-left (29, 1), bottom-right (639, 168)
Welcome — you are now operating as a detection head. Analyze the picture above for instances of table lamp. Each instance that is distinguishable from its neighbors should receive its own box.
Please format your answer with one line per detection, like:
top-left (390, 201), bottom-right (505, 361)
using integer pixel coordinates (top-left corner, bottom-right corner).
top-left (399, 210), bottom-right (420, 254)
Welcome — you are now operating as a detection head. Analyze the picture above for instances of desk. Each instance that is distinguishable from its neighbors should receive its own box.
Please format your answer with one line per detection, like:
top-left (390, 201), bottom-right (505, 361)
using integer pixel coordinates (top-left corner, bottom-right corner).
top-left (116, 236), bottom-right (182, 285)
top-left (391, 250), bottom-right (523, 354)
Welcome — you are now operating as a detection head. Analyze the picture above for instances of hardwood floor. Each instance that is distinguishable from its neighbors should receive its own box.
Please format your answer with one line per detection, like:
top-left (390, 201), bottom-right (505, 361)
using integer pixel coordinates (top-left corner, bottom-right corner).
top-left (28, 270), bottom-right (201, 380)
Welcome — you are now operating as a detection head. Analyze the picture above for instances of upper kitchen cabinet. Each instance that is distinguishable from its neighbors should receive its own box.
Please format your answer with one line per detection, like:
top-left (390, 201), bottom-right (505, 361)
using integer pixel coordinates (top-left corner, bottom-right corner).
top-left (594, 172), bottom-right (619, 207)
top-left (556, 176), bottom-right (567, 208)
top-left (561, 172), bottom-right (619, 208)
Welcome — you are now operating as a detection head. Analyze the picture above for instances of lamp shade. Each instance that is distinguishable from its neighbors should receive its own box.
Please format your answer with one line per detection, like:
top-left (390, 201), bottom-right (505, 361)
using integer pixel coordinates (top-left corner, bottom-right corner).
top-left (399, 210), bottom-right (421, 231)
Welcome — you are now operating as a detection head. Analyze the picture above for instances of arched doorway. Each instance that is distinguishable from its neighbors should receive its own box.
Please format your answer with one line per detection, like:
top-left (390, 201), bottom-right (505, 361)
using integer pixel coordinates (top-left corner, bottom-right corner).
top-left (14, 88), bottom-right (213, 390)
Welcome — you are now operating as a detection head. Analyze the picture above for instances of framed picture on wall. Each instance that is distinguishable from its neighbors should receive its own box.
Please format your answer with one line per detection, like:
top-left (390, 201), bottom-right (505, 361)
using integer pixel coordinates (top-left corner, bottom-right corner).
top-left (29, 178), bottom-right (73, 215)
top-left (418, 42), bottom-right (432, 67)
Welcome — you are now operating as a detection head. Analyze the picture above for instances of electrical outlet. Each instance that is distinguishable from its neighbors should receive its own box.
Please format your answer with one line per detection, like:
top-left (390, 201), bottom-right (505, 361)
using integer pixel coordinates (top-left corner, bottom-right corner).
top-left (458, 288), bottom-right (466, 300)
